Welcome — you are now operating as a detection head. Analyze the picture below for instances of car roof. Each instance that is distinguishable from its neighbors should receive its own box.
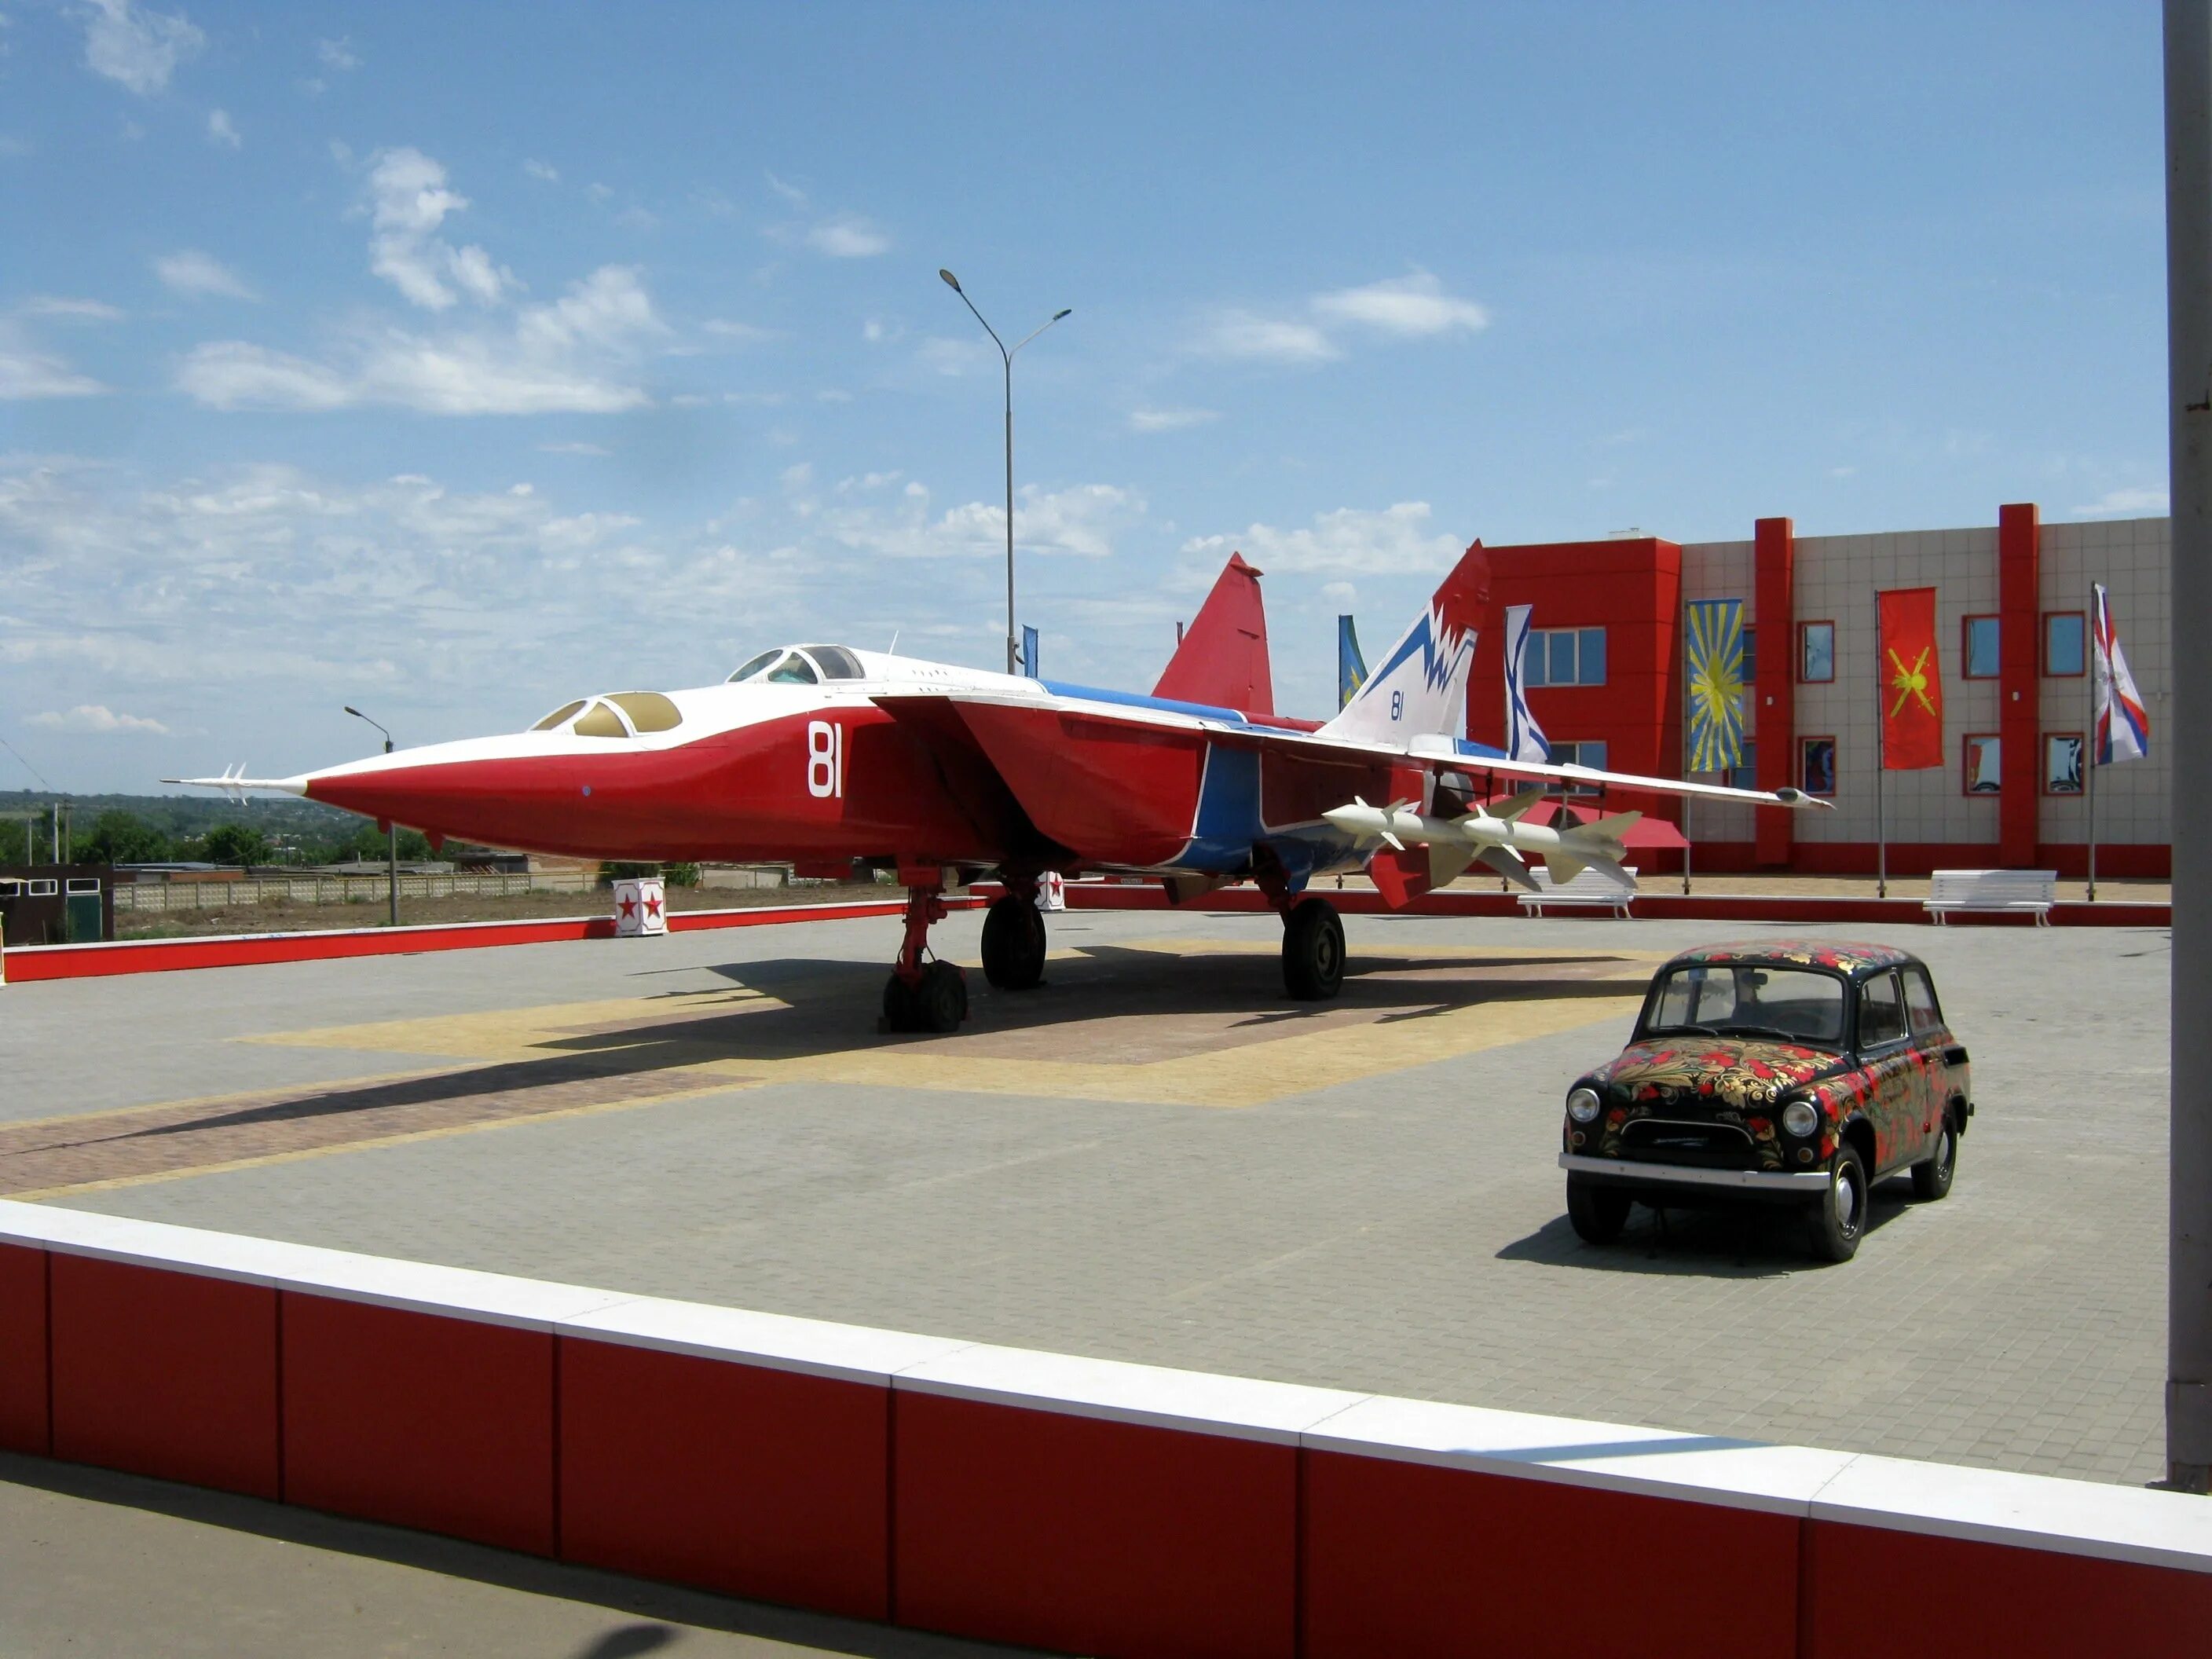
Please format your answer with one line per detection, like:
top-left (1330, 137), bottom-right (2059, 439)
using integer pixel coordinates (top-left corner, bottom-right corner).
top-left (1662, 939), bottom-right (1924, 977)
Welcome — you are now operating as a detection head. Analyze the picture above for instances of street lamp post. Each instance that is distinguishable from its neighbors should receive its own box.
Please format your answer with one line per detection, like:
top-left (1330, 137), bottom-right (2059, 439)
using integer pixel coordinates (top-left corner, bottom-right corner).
top-left (344, 706), bottom-right (399, 928)
top-left (939, 269), bottom-right (1071, 675)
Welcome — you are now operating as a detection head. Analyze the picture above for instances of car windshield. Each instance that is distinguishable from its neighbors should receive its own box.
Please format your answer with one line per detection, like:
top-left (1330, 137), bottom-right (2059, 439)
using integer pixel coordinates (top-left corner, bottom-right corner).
top-left (1643, 964), bottom-right (1847, 1046)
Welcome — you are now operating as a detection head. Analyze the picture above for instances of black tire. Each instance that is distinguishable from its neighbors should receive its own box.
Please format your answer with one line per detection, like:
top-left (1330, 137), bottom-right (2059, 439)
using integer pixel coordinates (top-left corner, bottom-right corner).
top-left (1566, 1174), bottom-right (1632, 1244)
top-left (917, 961), bottom-right (965, 1033)
top-left (1910, 1117), bottom-right (1958, 1202)
top-left (1281, 897), bottom-right (1346, 1000)
top-left (882, 972), bottom-right (918, 1032)
top-left (1807, 1144), bottom-right (1870, 1262)
top-left (981, 893), bottom-right (1047, 990)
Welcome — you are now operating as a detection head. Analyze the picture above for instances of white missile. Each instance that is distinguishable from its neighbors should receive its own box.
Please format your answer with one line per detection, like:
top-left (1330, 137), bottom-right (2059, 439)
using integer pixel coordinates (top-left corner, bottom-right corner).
top-left (1322, 789), bottom-right (1642, 892)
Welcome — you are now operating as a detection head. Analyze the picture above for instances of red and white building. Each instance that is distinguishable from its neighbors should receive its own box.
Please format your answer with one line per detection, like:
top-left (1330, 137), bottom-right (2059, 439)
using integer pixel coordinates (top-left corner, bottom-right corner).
top-left (1465, 506), bottom-right (2171, 877)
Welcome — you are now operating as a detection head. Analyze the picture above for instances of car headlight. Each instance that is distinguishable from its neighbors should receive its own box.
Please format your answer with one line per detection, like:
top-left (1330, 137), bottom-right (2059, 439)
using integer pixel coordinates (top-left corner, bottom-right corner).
top-left (1567, 1086), bottom-right (1603, 1123)
top-left (1782, 1100), bottom-right (1819, 1138)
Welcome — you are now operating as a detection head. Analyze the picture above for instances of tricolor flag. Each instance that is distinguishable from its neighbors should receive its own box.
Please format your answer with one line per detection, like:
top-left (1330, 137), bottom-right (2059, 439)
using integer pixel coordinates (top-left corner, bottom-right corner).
top-left (1877, 587), bottom-right (1944, 770)
top-left (1502, 603), bottom-right (1551, 760)
top-left (1685, 599), bottom-right (1745, 772)
top-left (2092, 583), bottom-right (2149, 764)
top-left (1338, 614), bottom-right (1368, 710)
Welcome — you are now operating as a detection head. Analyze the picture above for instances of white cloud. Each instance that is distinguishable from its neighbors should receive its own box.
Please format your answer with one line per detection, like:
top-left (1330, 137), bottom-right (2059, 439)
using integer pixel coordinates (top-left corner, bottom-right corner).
top-left (1184, 502), bottom-right (1460, 575)
top-left (917, 335), bottom-right (994, 376)
top-left (365, 147), bottom-right (513, 310)
top-left (1196, 309), bottom-right (1340, 364)
top-left (2074, 486), bottom-right (2169, 517)
top-left (0, 324), bottom-right (105, 398)
top-left (522, 158), bottom-right (559, 182)
top-left (20, 296), bottom-right (125, 321)
top-left (154, 248), bottom-right (256, 300)
top-left (27, 703), bottom-right (169, 734)
top-left (1312, 270), bottom-right (1488, 337)
top-left (539, 441), bottom-right (610, 456)
top-left (804, 214), bottom-right (890, 258)
top-left (81, 0), bottom-right (202, 95)
top-left (824, 481), bottom-right (1142, 562)
top-left (764, 170), bottom-right (808, 205)
top-left (1129, 407), bottom-right (1221, 433)
top-left (703, 317), bottom-right (776, 345)
top-left (206, 107), bottom-right (240, 149)
top-left (179, 268), bottom-right (665, 416)
top-left (317, 36), bottom-right (358, 70)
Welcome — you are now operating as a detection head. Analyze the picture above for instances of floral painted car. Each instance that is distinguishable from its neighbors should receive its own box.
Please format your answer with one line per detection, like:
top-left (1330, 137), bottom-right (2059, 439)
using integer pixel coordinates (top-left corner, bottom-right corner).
top-left (1557, 939), bottom-right (1973, 1262)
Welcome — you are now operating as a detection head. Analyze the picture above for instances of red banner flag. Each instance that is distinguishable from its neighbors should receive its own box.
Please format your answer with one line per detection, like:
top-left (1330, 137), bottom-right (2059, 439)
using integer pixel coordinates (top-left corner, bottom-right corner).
top-left (1878, 587), bottom-right (1944, 770)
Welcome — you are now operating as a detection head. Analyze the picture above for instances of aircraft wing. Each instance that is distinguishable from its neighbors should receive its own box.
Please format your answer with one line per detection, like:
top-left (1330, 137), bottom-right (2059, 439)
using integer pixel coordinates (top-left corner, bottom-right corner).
top-left (874, 683), bottom-right (1829, 815)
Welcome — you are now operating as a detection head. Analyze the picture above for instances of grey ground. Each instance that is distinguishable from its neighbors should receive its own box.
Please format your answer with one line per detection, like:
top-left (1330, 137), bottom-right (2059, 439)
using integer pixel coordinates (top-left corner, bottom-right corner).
top-left (0, 906), bottom-right (2176, 1651)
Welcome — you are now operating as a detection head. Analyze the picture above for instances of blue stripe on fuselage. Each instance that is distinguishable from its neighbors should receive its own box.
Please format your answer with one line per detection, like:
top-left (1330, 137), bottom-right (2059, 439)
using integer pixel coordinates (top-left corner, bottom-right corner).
top-left (1040, 680), bottom-right (1253, 726)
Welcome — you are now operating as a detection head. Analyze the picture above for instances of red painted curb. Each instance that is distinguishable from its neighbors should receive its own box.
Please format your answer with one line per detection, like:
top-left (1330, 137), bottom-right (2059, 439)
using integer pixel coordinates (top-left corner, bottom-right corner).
top-left (0, 896), bottom-right (980, 983)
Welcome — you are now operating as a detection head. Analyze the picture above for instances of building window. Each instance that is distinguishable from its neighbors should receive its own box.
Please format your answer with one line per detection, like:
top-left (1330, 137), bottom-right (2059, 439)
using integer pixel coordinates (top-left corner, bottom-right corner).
top-left (1525, 628), bottom-right (1606, 687)
top-left (2044, 612), bottom-right (2086, 677)
top-left (1799, 621), bottom-right (1836, 683)
top-left (1963, 615), bottom-right (2001, 679)
top-left (1962, 734), bottom-right (2001, 795)
top-left (2044, 733), bottom-right (2084, 796)
top-left (1741, 627), bottom-right (1756, 684)
top-left (1800, 737), bottom-right (1837, 797)
top-left (1550, 739), bottom-right (1610, 794)
top-left (1730, 740), bottom-right (1757, 792)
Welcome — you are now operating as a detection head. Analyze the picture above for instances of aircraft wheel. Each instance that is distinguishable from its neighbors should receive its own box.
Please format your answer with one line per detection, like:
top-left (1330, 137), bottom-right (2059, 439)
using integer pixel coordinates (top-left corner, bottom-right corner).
top-left (1281, 897), bottom-right (1346, 1000)
top-left (882, 972), bottom-right (919, 1032)
top-left (981, 893), bottom-right (1048, 990)
top-left (918, 961), bottom-right (967, 1032)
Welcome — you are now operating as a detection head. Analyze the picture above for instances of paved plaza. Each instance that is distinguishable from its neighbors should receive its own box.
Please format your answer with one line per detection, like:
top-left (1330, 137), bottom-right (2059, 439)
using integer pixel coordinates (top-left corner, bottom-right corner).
top-left (0, 904), bottom-right (2173, 1486)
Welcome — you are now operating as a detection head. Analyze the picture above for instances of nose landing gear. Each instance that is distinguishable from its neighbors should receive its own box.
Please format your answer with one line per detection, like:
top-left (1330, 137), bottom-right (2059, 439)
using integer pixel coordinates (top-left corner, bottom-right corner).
top-left (881, 884), bottom-right (968, 1035)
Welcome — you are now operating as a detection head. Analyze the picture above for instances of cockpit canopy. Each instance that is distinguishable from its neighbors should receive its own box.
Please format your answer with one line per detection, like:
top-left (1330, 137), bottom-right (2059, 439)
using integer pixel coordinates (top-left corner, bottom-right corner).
top-left (529, 691), bottom-right (684, 738)
top-left (727, 644), bottom-right (864, 685)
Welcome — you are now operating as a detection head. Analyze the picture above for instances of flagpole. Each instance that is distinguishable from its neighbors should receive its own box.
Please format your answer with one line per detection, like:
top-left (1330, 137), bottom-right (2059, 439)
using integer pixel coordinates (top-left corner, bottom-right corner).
top-left (1874, 592), bottom-right (1888, 899)
top-left (2087, 583), bottom-right (2100, 903)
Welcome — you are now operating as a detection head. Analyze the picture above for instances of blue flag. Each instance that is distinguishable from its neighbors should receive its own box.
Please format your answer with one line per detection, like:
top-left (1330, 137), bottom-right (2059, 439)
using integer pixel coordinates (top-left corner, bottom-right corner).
top-left (1021, 625), bottom-right (1040, 679)
top-left (1337, 615), bottom-right (1368, 709)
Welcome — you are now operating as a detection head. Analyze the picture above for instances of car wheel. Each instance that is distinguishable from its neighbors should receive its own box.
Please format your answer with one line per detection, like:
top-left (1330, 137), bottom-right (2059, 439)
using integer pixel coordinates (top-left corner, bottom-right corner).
top-left (1910, 1119), bottom-right (1958, 1202)
top-left (1807, 1145), bottom-right (1869, 1262)
top-left (1566, 1174), bottom-right (1632, 1244)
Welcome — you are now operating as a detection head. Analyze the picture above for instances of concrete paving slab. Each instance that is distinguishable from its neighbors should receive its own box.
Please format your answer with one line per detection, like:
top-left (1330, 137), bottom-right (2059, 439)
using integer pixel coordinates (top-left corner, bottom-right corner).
top-left (1, 906), bottom-right (2173, 1486)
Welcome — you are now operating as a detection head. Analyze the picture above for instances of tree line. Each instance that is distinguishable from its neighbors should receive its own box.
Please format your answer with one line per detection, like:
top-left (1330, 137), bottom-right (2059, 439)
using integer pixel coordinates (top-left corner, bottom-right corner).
top-left (69, 809), bottom-right (444, 870)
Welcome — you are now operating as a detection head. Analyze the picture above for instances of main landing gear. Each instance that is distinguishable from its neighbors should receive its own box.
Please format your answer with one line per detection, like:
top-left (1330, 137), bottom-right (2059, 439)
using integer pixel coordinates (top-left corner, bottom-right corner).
top-left (980, 886), bottom-right (1048, 991)
top-left (881, 884), bottom-right (968, 1035)
top-left (1280, 895), bottom-right (1346, 1000)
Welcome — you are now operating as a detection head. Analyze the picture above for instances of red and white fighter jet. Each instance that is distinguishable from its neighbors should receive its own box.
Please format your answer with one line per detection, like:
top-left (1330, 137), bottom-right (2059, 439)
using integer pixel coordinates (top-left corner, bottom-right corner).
top-left (176, 544), bottom-right (1825, 1031)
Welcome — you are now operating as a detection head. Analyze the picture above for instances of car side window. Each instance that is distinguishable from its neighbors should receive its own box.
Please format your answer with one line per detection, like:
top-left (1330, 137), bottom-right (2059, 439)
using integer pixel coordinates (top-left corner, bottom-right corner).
top-left (1902, 968), bottom-right (1943, 1037)
top-left (1858, 971), bottom-right (1906, 1049)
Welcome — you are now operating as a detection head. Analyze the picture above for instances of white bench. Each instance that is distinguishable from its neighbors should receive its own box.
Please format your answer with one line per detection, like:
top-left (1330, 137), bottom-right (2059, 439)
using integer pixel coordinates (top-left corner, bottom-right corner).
top-left (1517, 865), bottom-right (1639, 918)
top-left (1924, 868), bottom-right (2057, 925)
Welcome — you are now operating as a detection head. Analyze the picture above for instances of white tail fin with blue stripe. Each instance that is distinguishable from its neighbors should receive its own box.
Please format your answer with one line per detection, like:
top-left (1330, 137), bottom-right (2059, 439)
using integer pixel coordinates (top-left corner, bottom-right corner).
top-left (1319, 541), bottom-right (1492, 745)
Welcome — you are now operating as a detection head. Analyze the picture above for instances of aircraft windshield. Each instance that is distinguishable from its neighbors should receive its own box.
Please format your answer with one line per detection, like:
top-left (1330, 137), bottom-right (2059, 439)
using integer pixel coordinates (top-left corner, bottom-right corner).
top-left (728, 645), bottom-right (862, 684)
top-left (1643, 965), bottom-right (1846, 1047)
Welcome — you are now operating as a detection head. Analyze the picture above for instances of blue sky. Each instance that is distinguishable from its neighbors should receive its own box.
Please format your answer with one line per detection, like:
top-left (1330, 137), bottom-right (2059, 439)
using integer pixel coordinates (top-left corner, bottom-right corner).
top-left (0, 2), bottom-right (2168, 792)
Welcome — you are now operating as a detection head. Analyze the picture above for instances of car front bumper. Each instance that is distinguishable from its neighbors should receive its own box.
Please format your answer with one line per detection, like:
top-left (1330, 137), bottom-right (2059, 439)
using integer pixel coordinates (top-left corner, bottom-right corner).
top-left (1558, 1152), bottom-right (1833, 1196)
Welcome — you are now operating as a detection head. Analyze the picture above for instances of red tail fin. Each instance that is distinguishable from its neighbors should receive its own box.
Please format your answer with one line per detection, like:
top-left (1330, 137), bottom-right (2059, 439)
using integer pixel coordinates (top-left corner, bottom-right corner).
top-left (1153, 552), bottom-right (1274, 714)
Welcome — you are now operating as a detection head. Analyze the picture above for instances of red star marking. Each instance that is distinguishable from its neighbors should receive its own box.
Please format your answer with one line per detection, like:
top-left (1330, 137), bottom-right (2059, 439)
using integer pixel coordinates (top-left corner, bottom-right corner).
top-left (619, 895), bottom-right (637, 918)
top-left (645, 894), bottom-right (663, 918)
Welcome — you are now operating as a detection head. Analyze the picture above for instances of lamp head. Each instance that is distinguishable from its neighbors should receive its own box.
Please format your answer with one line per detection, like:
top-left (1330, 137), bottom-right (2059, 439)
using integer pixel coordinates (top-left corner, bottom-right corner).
top-left (938, 269), bottom-right (961, 292)
top-left (343, 705), bottom-right (363, 718)
top-left (1053, 308), bottom-right (1072, 321)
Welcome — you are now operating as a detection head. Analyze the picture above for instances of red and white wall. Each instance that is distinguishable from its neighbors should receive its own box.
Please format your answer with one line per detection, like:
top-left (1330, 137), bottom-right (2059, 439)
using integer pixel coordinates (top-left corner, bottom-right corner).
top-left (2, 1197), bottom-right (2207, 1657)
top-left (1466, 508), bottom-right (2171, 877)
